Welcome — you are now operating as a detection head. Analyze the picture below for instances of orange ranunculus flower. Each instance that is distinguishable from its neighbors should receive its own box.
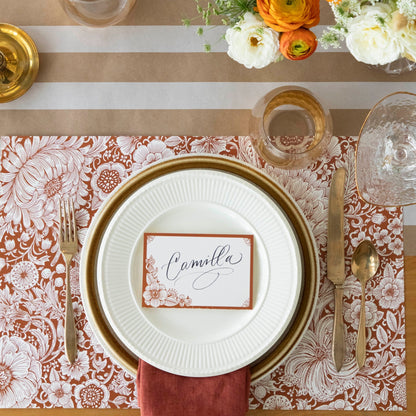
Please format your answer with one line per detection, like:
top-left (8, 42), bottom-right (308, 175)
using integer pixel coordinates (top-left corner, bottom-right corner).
top-left (279, 28), bottom-right (317, 60)
top-left (257, 0), bottom-right (320, 32)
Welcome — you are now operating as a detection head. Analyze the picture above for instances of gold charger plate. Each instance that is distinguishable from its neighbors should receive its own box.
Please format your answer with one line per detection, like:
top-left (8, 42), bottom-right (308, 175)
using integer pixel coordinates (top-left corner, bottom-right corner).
top-left (0, 23), bottom-right (39, 103)
top-left (81, 155), bottom-right (319, 382)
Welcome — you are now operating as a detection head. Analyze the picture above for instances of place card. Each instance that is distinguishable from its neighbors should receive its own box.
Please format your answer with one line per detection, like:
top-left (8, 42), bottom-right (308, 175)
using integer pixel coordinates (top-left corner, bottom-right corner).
top-left (142, 233), bottom-right (254, 309)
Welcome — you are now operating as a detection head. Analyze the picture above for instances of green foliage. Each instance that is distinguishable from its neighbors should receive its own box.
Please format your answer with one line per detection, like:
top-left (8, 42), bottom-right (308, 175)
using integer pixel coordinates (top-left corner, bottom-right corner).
top-left (376, 15), bottom-right (386, 26)
top-left (181, 0), bottom-right (260, 54)
top-left (189, 0), bottom-right (257, 26)
top-left (320, 30), bottom-right (343, 49)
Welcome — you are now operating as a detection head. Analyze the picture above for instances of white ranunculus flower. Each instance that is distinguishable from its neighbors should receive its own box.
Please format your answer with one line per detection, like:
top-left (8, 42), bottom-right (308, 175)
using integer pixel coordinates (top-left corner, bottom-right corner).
top-left (225, 12), bottom-right (281, 69)
top-left (397, 22), bottom-right (416, 62)
top-left (346, 4), bottom-right (402, 65)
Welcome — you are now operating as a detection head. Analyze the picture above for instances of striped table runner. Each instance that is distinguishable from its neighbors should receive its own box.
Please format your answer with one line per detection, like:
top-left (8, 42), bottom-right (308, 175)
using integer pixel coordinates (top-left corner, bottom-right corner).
top-left (2, 0), bottom-right (416, 251)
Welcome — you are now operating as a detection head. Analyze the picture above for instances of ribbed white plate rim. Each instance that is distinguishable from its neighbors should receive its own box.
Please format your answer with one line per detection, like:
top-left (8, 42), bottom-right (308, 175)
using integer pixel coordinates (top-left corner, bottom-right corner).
top-left (92, 170), bottom-right (300, 376)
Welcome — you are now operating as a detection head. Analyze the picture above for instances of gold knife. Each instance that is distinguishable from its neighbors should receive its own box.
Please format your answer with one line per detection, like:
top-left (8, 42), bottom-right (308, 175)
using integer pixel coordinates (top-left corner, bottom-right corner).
top-left (327, 167), bottom-right (346, 372)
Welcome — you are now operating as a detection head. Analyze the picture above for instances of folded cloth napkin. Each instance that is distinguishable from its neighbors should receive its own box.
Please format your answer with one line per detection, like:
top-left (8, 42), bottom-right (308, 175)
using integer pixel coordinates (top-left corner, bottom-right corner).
top-left (136, 360), bottom-right (251, 416)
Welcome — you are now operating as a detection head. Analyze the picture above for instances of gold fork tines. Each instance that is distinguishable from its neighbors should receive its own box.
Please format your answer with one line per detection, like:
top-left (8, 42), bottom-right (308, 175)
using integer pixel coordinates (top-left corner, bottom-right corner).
top-left (58, 199), bottom-right (78, 364)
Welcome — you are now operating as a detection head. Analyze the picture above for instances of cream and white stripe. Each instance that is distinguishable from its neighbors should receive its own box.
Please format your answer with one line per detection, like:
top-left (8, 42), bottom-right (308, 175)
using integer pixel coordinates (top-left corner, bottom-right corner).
top-left (2, 0), bottom-right (416, 248)
top-left (3, 82), bottom-right (416, 110)
top-left (23, 25), bottom-right (347, 53)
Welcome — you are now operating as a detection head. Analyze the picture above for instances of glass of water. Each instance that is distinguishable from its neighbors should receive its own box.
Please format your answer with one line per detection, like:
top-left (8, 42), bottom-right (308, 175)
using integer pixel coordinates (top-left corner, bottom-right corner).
top-left (249, 86), bottom-right (333, 170)
top-left (59, 0), bottom-right (136, 27)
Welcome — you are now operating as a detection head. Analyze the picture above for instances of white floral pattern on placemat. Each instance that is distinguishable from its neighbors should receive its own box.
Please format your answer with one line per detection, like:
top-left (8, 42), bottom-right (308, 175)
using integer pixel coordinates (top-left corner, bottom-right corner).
top-left (0, 136), bottom-right (405, 409)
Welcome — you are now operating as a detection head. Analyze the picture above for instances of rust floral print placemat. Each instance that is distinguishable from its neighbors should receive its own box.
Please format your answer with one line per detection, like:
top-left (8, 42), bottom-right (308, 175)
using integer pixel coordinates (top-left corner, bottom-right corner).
top-left (0, 136), bottom-right (406, 409)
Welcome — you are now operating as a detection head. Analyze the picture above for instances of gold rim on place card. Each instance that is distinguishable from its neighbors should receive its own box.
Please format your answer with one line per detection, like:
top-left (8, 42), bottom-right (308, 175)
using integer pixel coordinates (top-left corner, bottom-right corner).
top-left (81, 155), bottom-right (319, 382)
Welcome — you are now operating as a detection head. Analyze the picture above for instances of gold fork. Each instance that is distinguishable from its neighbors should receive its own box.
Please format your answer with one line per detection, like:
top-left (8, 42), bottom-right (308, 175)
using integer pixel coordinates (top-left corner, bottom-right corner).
top-left (58, 199), bottom-right (78, 364)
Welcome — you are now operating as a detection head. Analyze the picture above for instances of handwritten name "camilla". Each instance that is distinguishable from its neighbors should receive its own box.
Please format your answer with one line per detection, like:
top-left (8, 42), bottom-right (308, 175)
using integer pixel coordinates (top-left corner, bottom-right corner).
top-left (164, 244), bottom-right (243, 290)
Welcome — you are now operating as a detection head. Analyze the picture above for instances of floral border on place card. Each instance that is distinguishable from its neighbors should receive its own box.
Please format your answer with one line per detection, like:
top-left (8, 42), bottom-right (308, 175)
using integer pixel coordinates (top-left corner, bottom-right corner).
top-left (141, 233), bottom-right (254, 309)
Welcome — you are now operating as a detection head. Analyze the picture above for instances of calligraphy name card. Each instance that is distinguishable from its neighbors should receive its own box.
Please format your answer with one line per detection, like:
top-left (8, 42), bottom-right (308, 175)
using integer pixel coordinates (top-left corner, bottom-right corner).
top-left (142, 233), bottom-right (254, 309)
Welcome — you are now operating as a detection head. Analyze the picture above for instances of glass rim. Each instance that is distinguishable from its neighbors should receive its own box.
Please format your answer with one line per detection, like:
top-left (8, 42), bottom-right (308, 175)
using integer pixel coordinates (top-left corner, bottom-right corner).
top-left (355, 90), bottom-right (416, 207)
top-left (259, 86), bottom-right (332, 160)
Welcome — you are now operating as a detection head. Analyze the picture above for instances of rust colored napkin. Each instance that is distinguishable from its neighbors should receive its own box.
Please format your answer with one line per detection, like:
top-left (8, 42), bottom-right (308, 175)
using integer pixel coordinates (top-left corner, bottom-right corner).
top-left (136, 360), bottom-right (251, 416)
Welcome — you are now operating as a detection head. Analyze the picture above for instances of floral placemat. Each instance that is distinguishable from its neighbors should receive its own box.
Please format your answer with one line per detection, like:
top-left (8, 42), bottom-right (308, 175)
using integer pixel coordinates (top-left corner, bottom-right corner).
top-left (0, 136), bottom-right (406, 410)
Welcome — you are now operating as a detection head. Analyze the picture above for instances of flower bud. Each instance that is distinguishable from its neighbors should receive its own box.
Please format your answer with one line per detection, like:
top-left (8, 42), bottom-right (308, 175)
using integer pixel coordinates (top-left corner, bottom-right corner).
top-left (279, 28), bottom-right (317, 60)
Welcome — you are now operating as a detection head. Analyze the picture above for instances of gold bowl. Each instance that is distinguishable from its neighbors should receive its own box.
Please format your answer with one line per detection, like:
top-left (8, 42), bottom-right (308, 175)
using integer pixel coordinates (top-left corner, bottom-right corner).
top-left (0, 23), bottom-right (39, 103)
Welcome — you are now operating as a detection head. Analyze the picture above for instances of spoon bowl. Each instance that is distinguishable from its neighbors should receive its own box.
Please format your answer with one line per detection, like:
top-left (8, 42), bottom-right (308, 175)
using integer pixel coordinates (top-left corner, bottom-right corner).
top-left (351, 240), bottom-right (380, 369)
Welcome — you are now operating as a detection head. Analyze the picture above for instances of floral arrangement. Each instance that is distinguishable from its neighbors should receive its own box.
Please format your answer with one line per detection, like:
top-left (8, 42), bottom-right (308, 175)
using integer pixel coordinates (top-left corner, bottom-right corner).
top-left (321, 0), bottom-right (416, 65)
top-left (183, 0), bottom-right (320, 68)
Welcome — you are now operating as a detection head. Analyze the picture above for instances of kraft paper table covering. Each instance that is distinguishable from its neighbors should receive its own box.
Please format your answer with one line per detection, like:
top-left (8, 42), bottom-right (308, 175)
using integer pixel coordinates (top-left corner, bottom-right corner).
top-left (2, 0), bottom-right (416, 139)
top-left (0, 136), bottom-right (406, 410)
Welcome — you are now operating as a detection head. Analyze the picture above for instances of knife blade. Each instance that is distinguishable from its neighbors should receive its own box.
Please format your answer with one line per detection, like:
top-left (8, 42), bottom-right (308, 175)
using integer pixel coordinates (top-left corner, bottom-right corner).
top-left (327, 167), bottom-right (346, 372)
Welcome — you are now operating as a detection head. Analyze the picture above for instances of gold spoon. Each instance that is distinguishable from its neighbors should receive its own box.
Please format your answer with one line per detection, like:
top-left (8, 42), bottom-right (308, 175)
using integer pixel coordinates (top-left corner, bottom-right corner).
top-left (351, 240), bottom-right (380, 369)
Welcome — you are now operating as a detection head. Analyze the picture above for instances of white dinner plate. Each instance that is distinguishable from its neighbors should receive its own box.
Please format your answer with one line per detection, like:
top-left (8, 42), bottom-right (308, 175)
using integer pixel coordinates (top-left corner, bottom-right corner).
top-left (94, 168), bottom-right (303, 377)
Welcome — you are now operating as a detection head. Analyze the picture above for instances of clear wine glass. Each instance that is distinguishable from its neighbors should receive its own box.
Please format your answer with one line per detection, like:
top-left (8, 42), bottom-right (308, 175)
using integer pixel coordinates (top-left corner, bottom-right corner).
top-left (59, 0), bottom-right (137, 27)
top-left (0, 23), bottom-right (39, 103)
top-left (374, 57), bottom-right (416, 76)
top-left (355, 91), bottom-right (416, 206)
